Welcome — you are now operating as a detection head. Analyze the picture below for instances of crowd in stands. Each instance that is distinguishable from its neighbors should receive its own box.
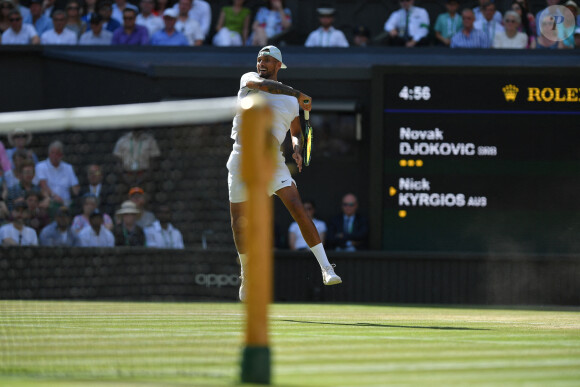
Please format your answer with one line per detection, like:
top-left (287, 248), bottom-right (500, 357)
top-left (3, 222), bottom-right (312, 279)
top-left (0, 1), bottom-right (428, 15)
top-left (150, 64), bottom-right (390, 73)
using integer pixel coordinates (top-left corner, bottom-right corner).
top-left (0, 129), bottom-right (185, 249)
top-left (0, 0), bottom-right (578, 48)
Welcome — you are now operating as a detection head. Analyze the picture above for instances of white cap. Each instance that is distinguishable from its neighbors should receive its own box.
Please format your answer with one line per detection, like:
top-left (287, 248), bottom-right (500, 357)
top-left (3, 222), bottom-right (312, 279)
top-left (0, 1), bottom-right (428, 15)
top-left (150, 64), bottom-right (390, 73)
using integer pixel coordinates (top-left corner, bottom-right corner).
top-left (163, 8), bottom-right (178, 18)
top-left (258, 45), bottom-right (287, 69)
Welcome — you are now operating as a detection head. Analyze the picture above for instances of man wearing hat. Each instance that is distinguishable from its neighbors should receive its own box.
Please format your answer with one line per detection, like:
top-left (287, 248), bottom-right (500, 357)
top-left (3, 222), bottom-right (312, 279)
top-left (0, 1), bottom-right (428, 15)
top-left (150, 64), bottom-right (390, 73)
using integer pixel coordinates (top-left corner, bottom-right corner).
top-left (39, 206), bottom-right (80, 247)
top-left (79, 14), bottom-right (113, 45)
top-left (6, 128), bottom-right (38, 165)
top-left (77, 209), bottom-right (115, 247)
top-left (0, 199), bottom-right (38, 246)
top-left (127, 187), bottom-right (156, 228)
top-left (150, 8), bottom-right (189, 46)
top-left (113, 200), bottom-right (146, 246)
top-left (228, 45), bottom-right (342, 302)
top-left (352, 25), bottom-right (371, 47)
top-left (304, 7), bottom-right (349, 47)
top-left (23, 0), bottom-right (52, 35)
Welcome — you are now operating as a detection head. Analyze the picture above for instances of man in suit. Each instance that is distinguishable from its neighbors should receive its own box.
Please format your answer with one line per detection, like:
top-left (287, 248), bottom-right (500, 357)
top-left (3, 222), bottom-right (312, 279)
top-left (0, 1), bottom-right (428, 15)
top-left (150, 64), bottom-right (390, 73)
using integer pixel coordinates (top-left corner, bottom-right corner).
top-left (79, 164), bottom-right (115, 216)
top-left (327, 193), bottom-right (369, 251)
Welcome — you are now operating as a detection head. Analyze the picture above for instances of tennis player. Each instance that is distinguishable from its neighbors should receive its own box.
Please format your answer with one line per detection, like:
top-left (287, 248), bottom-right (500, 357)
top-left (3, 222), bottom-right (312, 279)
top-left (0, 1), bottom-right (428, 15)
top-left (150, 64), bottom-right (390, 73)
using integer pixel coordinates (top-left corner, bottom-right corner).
top-left (228, 45), bottom-right (342, 302)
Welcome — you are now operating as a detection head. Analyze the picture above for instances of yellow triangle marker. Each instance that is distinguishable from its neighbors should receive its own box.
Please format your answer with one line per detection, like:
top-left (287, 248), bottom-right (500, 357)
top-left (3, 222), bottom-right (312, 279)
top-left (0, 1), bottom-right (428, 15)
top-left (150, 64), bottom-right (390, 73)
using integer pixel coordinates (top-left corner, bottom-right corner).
top-left (389, 187), bottom-right (397, 196)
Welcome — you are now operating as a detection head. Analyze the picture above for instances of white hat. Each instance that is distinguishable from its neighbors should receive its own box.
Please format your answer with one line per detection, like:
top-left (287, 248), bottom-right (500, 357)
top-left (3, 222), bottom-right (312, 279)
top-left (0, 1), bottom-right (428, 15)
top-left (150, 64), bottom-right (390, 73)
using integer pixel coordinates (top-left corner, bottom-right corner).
top-left (116, 200), bottom-right (141, 215)
top-left (258, 45), bottom-right (287, 69)
top-left (7, 128), bottom-right (33, 146)
top-left (316, 7), bottom-right (336, 16)
top-left (163, 8), bottom-right (178, 18)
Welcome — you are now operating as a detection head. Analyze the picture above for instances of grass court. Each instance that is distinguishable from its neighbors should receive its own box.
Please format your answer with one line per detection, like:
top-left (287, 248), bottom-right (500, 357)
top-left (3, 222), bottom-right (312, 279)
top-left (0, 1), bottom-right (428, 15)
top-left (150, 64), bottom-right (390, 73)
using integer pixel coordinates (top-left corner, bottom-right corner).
top-left (1, 301), bottom-right (579, 386)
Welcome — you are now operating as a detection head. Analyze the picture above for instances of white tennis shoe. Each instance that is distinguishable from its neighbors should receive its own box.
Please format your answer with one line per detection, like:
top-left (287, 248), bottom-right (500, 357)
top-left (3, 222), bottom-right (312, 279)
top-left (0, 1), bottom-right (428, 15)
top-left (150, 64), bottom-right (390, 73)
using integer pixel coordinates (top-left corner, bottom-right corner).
top-left (322, 264), bottom-right (342, 285)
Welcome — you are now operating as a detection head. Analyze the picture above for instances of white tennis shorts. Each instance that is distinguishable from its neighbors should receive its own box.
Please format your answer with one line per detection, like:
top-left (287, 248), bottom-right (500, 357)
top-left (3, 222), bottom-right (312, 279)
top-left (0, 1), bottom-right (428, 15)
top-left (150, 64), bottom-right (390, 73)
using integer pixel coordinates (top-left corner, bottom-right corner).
top-left (227, 144), bottom-right (296, 203)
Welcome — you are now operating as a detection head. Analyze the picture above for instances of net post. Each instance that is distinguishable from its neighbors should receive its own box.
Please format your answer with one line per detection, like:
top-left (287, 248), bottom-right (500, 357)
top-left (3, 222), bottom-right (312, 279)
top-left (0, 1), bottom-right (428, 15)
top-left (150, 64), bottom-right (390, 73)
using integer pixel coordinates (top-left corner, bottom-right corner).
top-left (239, 94), bottom-right (275, 385)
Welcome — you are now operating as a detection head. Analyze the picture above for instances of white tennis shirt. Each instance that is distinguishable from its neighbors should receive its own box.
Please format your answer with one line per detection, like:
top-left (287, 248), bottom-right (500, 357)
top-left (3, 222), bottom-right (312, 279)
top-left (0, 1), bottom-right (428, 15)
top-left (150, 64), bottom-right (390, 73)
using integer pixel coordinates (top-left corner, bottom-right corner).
top-left (231, 72), bottom-right (299, 146)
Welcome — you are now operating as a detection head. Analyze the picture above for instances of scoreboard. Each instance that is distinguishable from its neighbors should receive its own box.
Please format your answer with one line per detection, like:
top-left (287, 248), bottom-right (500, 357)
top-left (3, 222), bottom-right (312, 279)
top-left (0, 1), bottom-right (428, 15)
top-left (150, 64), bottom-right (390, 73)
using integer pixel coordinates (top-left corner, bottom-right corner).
top-left (376, 68), bottom-right (580, 254)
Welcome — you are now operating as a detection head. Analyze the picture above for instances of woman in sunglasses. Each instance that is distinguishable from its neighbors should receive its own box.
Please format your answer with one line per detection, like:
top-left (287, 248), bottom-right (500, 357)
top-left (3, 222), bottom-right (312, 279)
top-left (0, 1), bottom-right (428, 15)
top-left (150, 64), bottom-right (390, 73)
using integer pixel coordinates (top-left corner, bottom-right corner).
top-left (492, 11), bottom-right (528, 48)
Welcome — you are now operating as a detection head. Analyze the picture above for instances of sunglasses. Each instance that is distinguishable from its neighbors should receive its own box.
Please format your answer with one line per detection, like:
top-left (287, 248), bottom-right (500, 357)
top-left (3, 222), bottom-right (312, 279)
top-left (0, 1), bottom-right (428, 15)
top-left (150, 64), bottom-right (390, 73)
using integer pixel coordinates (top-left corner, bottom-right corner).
top-left (505, 19), bottom-right (517, 23)
top-left (342, 202), bottom-right (356, 207)
top-left (10, 17), bottom-right (21, 21)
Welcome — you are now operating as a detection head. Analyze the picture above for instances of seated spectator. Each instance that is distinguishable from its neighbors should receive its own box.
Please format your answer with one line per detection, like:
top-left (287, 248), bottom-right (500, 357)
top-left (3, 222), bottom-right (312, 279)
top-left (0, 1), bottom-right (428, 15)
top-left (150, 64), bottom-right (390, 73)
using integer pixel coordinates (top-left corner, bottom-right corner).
top-left (6, 159), bottom-right (46, 211)
top-left (561, 0), bottom-right (577, 48)
top-left (81, 0), bottom-right (98, 24)
top-left (1, 10), bottom-right (40, 45)
top-left (531, 14), bottom-right (566, 49)
top-left (79, 13), bottom-right (113, 45)
top-left (78, 164), bottom-right (115, 216)
top-left (136, 0), bottom-right (164, 37)
top-left (150, 8), bottom-right (189, 46)
top-left (77, 209), bottom-right (115, 247)
top-left (305, 7), bottom-right (349, 47)
top-left (112, 8), bottom-right (149, 45)
top-left (23, 0), bottom-right (52, 36)
top-left (112, 0), bottom-right (138, 25)
top-left (174, 0), bottom-right (203, 46)
top-left (41, 10), bottom-right (78, 44)
top-left (511, 0), bottom-right (535, 47)
top-left (212, 0), bottom-right (250, 47)
top-left (0, 139), bottom-right (10, 174)
top-left (383, 0), bottom-right (430, 47)
top-left (474, 2), bottom-right (504, 43)
top-left (113, 200), bottom-right (146, 246)
top-left (25, 190), bottom-right (50, 235)
top-left (4, 149), bottom-right (35, 189)
top-left (113, 129), bottom-right (161, 189)
top-left (64, 0), bottom-right (86, 38)
top-left (474, 0), bottom-right (502, 24)
top-left (154, 0), bottom-right (169, 16)
top-left (249, 0), bottom-right (291, 46)
top-left (327, 193), bottom-right (369, 251)
top-left (97, 1), bottom-right (121, 33)
top-left (35, 140), bottom-right (80, 208)
top-left (535, 0), bottom-right (560, 36)
top-left (128, 186), bottom-right (156, 228)
top-left (0, 199), bottom-right (38, 246)
top-left (144, 204), bottom-right (184, 249)
top-left (288, 200), bottom-right (326, 251)
top-left (451, 9), bottom-right (491, 48)
top-left (493, 11), bottom-right (527, 48)
top-left (434, 0), bottom-right (462, 46)
top-left (6, 128), bottom-right (39, 165)
top-left (39, 206), bottom-right (80, 246)
top-left (352, 25), bottom-right (370, 47)
top-left (171, 0), bottom-right (210, 39)
top-left (72, 194), bottom-right (113, 234)
top-left (43, 0), bottom-right (55, 19)
top-left (10, 0), bottom-right (29, 20)
top-left (0, 0), bottom-right (15, 35)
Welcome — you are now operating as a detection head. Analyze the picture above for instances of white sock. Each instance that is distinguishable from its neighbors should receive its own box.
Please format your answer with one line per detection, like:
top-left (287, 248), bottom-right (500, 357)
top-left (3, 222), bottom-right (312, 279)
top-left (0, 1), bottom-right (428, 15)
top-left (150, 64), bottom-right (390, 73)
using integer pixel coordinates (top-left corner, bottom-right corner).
top-left (239, 253), bottom-right (248, 275)
top-left (310, 243), bottom-right (331, 269)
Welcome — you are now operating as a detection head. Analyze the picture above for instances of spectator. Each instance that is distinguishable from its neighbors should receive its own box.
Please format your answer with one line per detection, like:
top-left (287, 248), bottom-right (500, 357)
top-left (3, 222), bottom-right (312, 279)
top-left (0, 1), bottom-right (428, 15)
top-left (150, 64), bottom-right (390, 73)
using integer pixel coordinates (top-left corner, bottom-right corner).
top-left (42, 0), bottom-right (55, 19)
top-left (25, 190), bottom-right (49, 234)
top-left (575, 26), bottom-right (580, 48)
top-left (136, 0), bottom-right (163, 37)
top-left (111, 0), bottom-right (138, 25)
top-left (171, 0), bottom-right (210, 39)
top-left (0, 199), bottom-right (38, 246)
top-left (0, 139), bottom-right (10, 173)
top-left (23, 0), bottom-right (53, 36)
top-left (112, 8), bottom-right (149, 45)
top-left (305, 7), bottom-right (349, 47)
top-left (327, 193), bottom-right (369, 251)
top-left (77, 209), bottom-right (115, 247)
top-left (212, 0), bottom-right (250, 47)
top-left (39, 206), bottom-right (80, 246)
top-left (6, 128), bottom-right (38, 165)
top-left (79, 13), bottom-right (112, 45)
top-left (383, 0), bottom-right (430, 47)
top-left (1, 10), bottom-right (40, 45)
top-left (128, 186), bottom-right (156, 228)
top-left (72, 194), bottom-right (113, 234)
top-left (249, 0), bottom-right (291, 46)
top-left (154, 0), bottom-right (169, 16)
top-left (64, 0), bottom-right (86, 38)
top-left (352, 25), bottom-right (370, 47)
top-left (6, 159), bottom-right (47, 211)
top-left (144, 204), bottom-right (184, 249)
top-left (3, 149), bottom-right (35, 189)
top-left (97, 1), bottom-right (121, 33)
top-left (474, 2), bottom-right (504, 43)
top-left (78, 164), bottom-right (114, 216)
top-left (535, 0), bottom-right (561, 36)
top-left (474, 0), bottom-right (502, 24)
top-left (0, 163), bottom-right (7, 219)
top-left (113, 129), bottom-right (160, 189)
top-left (511, 0), bottom-right (535, 47)
top-left (113, 200), bottom-right (146, 246)
top-left (11, 0), bottom-right (29, 20)
top-left (451, 9), bottom-right (490, 48)
top-left (81, 0), bottom-right (98, 24)
top-left (561, 0), bottom-right (577, 48)
top-left (150, 8), bottom-right (189, 46)
top-left (434, 0), bottom-right (462, 46)
top-left (35, 140), bottom-right (80, 208)
top-left (174, 0), bottom-right (203, 46)
top-left (288, 200), bottom-right (326, 251)
top-left (493, 10), bottom-right (527, 48)
top-left (41, 10), bottom-right (78, 44)
top-left (0, 0), bottom-right (15, 34)
top-left (531, 14), bottom-right (566, 48)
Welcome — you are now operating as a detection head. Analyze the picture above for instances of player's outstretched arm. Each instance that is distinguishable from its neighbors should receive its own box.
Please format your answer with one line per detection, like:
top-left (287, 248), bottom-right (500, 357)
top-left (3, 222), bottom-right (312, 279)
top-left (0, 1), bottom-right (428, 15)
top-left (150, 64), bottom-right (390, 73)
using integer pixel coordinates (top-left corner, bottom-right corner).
top-left (246, 80), bottom-right (312, 111)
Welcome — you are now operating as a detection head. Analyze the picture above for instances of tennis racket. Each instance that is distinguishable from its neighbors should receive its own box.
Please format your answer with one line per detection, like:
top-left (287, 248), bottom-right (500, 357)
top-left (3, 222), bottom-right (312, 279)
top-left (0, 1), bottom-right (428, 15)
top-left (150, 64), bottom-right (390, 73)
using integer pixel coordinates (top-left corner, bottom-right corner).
top-left (303, 110), bottom-right (313, 166)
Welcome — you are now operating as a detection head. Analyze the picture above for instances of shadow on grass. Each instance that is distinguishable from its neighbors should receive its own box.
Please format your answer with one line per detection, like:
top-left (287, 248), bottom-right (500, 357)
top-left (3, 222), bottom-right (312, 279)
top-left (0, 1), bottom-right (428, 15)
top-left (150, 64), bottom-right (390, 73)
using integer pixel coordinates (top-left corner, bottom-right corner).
top-left (279, 319), bottom-right (490, 331)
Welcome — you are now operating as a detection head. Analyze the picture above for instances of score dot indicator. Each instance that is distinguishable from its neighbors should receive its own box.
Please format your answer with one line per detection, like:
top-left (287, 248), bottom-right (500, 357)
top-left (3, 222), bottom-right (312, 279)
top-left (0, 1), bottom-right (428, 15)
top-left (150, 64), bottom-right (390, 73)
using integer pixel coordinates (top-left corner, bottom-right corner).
top-left (408, 160), bottom-right (415, 167)
top-left (399, 159), bottom-right (424, 167)
top-left (416, 160), bottom-right (423, 167)
top-left (399, 210), bottom-right (407, 218)
top-left (399, 160), bottom-right (407, 167)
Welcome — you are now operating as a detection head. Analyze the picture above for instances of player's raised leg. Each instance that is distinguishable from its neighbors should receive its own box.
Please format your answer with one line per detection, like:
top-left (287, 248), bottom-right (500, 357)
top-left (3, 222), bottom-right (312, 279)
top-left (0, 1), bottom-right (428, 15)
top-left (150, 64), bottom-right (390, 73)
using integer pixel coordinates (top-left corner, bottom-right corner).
top-left (276, 184), bottom-right (342, 285)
